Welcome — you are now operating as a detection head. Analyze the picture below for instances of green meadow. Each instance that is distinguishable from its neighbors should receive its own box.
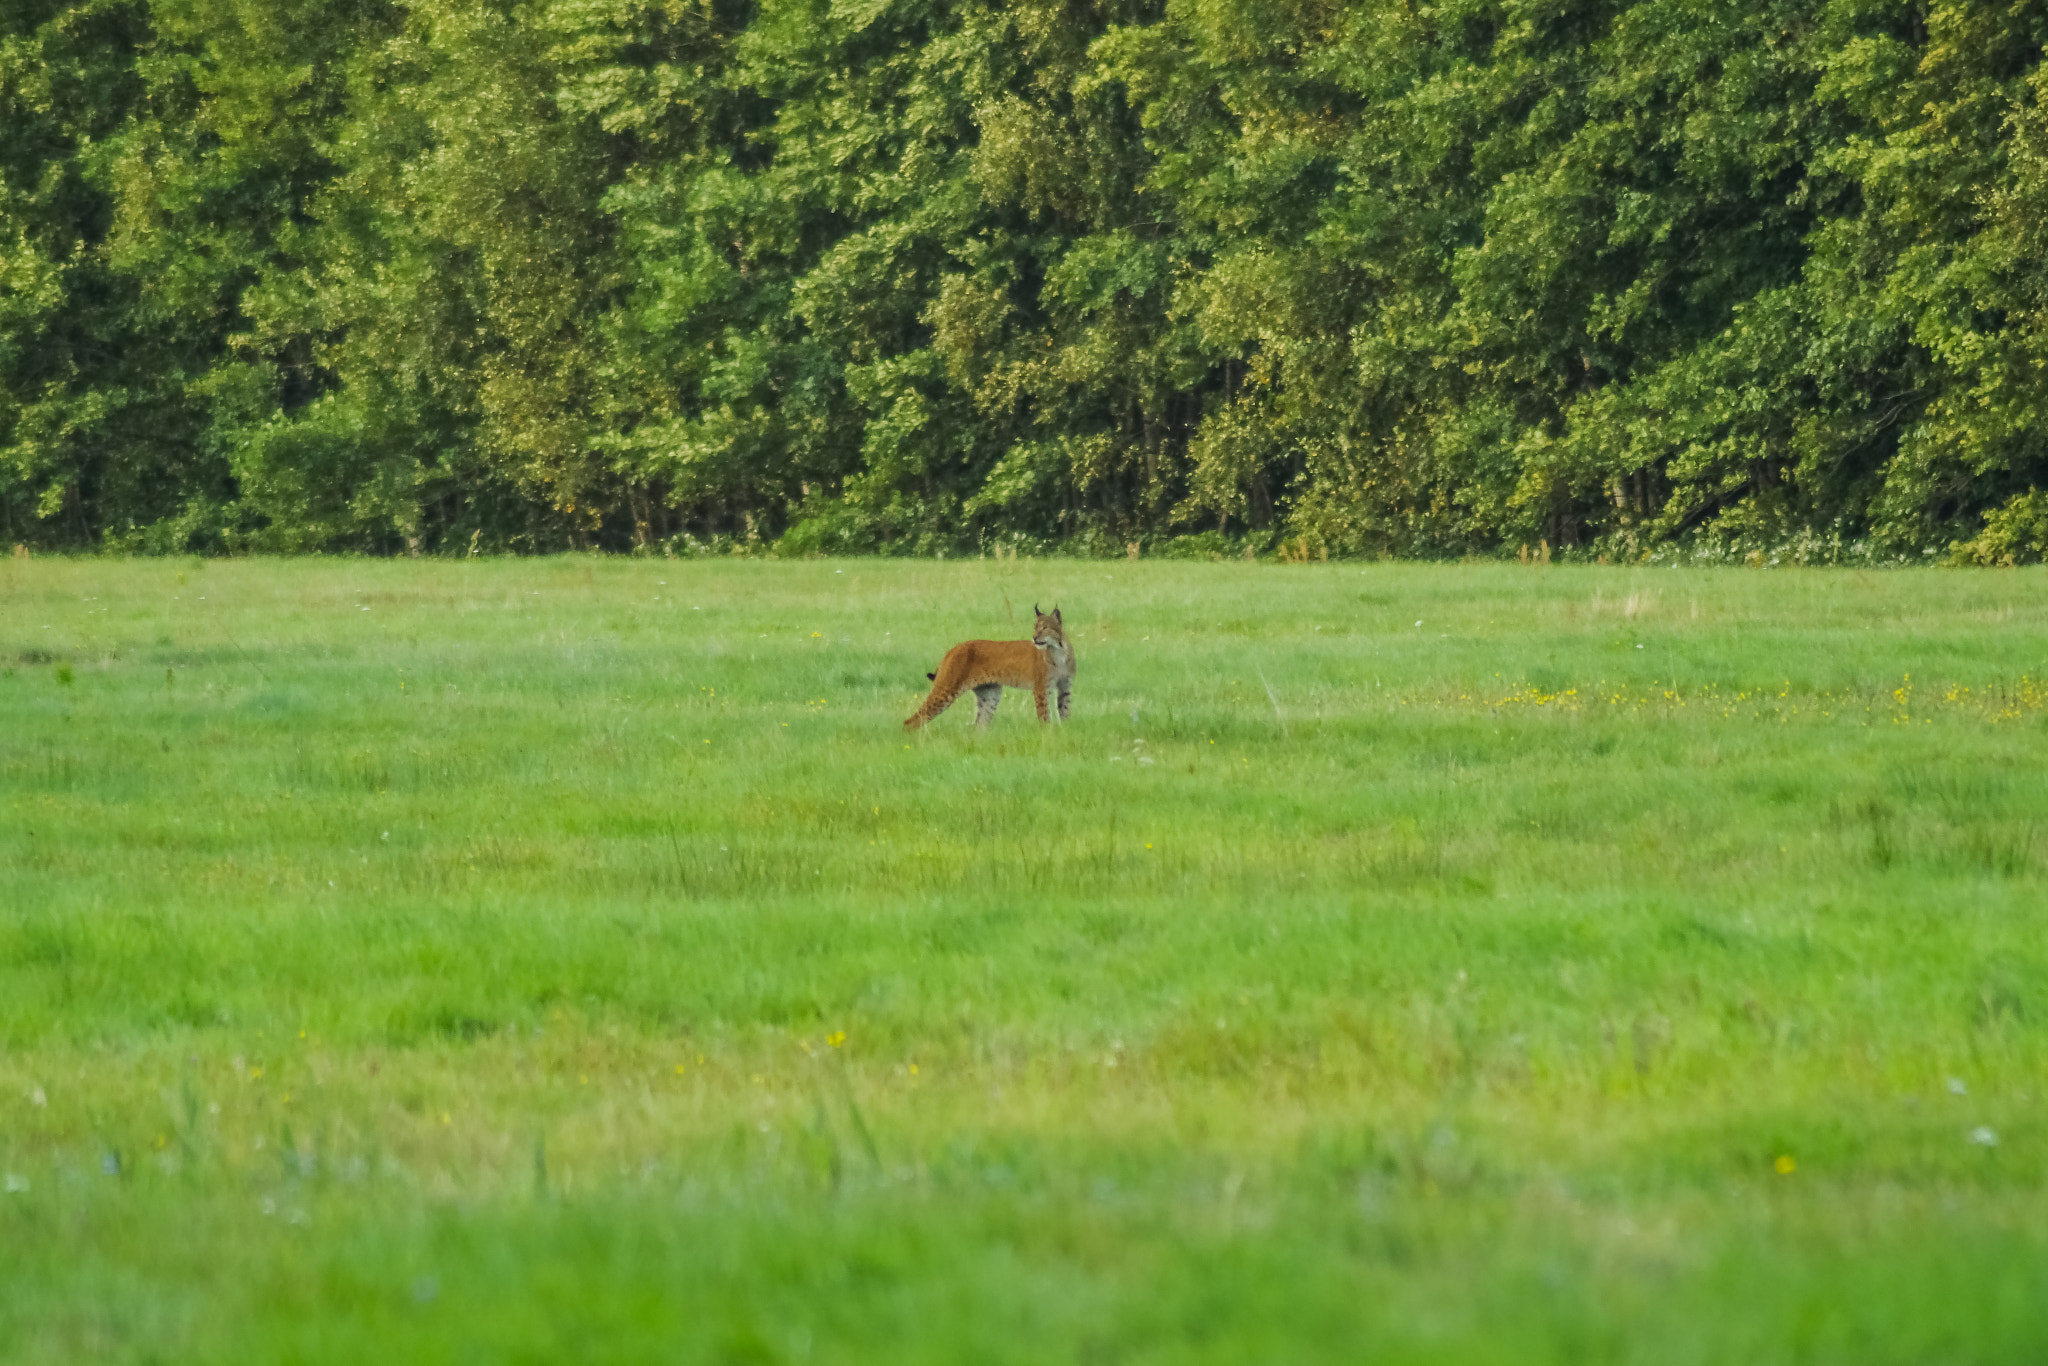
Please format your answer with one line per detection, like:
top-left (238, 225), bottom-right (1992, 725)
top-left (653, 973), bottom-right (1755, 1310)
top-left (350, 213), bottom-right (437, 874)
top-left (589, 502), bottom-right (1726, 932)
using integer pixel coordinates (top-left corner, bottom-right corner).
top-left (3, 556), bottom-right (2046, 1363)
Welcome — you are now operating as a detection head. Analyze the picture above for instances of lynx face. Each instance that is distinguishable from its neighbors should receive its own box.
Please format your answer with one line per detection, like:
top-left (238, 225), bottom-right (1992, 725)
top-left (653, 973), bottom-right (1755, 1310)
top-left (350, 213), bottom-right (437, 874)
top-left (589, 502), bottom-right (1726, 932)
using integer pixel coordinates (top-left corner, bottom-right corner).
top-left (1031, 605), bottom-right (1067, 655)
top-left (1031, 606), bottom-right (1075, 685)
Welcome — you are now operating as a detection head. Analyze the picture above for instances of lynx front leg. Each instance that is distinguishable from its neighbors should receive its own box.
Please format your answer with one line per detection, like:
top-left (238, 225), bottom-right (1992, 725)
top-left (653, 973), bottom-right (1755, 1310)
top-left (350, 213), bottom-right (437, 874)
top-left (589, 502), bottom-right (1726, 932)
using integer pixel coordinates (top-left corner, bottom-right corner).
top-left (1055, 678), bottom-right (1072, 722)
top-left (972, 684), bottom-right (1003, 729)
top-left (1033, 680), bottom-right (1052, 723)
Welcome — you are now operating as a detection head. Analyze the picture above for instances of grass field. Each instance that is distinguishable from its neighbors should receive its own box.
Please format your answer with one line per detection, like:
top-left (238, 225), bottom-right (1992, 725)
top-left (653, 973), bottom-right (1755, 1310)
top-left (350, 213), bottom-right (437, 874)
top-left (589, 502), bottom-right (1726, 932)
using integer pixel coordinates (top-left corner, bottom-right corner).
top-left (3, 555), bottom-right (2046, 1363)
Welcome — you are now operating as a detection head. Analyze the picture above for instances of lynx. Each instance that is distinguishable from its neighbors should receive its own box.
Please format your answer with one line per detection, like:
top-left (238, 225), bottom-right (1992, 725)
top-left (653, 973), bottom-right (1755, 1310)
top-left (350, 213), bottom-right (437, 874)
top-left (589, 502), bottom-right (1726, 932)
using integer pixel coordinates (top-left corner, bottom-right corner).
top-left (904, 605), bottom-right (1074, 730)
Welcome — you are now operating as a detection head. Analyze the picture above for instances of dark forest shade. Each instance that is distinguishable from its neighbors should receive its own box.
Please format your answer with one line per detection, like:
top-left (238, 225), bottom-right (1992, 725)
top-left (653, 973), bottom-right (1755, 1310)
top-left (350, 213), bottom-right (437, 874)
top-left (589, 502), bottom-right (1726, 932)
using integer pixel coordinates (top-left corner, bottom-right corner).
top-left (3, 0), bottom-right (2047, 561)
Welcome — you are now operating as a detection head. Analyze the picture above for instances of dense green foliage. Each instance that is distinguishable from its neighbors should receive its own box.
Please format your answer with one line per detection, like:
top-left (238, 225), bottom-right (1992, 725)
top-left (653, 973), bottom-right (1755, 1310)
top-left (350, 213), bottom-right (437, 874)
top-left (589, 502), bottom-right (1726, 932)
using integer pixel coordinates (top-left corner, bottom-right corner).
top-left (4, 1), bottom-right (2048, 558)
top-left (5, 558), bottom-right (2048, 1359)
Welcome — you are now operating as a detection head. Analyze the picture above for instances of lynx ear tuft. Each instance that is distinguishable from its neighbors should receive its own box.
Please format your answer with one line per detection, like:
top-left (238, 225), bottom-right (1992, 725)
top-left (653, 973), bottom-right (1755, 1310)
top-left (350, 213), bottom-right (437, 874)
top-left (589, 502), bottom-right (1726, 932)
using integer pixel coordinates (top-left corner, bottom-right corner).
top-left (1033, 603), bottom-right (1042, 616)
top-left (1053, 605), bottom-right (1062, 622)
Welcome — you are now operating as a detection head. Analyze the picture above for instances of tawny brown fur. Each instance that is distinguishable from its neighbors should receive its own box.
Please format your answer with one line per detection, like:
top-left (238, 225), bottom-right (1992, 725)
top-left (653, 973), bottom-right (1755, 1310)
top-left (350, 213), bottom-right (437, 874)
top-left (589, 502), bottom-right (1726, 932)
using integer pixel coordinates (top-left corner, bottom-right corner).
top-left (904, 605), bottom-right (1075, 730)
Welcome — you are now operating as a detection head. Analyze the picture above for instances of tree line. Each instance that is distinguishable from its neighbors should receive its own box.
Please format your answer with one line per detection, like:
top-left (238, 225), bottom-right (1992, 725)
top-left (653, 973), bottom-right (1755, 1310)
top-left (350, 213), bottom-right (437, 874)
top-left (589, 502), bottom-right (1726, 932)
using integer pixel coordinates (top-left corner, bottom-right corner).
top-left (4, 0), bottom-right (2048, 561)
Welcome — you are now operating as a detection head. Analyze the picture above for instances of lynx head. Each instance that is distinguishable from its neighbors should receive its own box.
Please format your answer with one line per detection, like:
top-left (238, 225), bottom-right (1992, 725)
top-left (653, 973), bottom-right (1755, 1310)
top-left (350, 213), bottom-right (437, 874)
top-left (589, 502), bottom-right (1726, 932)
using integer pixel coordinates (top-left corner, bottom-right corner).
top-left (1031, 603), bottom-right (1066, 651)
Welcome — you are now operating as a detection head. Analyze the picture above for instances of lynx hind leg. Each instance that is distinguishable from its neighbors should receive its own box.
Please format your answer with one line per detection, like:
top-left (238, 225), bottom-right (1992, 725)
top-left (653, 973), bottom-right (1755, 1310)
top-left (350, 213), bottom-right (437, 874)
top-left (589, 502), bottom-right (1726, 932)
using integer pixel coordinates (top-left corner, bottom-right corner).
top-left (972, 684), bottom-right (1003, 729)
top-left (904, 675), bottom-right (954, 729)
top-left (1056, 679), bottom-right (1073, 721)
